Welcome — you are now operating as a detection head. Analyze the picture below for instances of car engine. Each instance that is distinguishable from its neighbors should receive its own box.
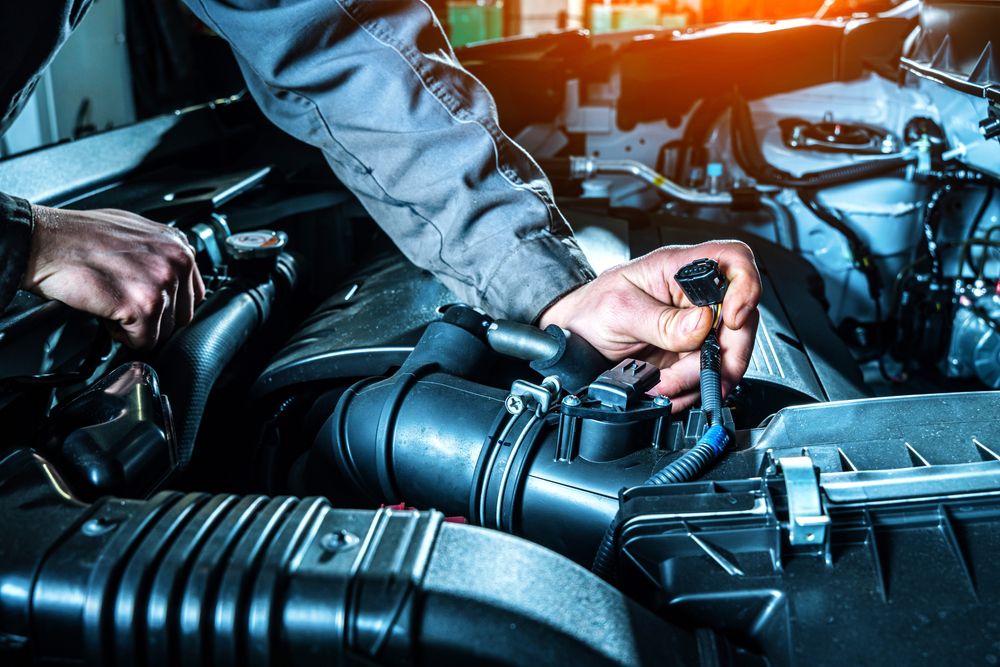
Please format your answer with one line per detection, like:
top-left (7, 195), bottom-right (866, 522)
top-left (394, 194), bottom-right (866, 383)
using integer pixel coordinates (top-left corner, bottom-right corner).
top-left (2, 1), bottom-right (999, 665)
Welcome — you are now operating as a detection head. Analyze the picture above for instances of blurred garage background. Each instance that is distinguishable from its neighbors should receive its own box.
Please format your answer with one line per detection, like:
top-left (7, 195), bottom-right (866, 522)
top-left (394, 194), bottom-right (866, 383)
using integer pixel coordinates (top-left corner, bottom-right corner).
top-left (0, 0), bottom-right (886, 159)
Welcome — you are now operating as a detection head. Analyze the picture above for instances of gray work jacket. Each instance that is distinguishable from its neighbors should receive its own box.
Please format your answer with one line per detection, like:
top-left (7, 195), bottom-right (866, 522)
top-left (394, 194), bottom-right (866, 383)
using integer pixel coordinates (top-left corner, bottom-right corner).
top-left (0, 0), bottom-right (595, 322)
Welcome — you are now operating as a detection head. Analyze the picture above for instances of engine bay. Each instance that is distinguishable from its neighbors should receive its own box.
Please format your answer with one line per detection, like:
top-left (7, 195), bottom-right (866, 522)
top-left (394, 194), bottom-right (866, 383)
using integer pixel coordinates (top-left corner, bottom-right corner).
top-left (2, 2), bottom-right (1000, 665)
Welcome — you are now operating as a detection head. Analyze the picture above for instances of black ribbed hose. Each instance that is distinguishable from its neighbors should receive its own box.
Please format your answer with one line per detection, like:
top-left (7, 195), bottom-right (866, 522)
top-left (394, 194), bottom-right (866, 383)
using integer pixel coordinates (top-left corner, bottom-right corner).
top-left (1, 447), bottom-right (735, 667)
top-left (156, 257), bottom-right (296, 468)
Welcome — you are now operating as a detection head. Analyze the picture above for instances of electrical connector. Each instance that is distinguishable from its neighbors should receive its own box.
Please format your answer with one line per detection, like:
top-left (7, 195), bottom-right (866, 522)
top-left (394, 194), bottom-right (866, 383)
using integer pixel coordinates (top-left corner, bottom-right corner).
top-left (674, 258), bottom-right (728, 307)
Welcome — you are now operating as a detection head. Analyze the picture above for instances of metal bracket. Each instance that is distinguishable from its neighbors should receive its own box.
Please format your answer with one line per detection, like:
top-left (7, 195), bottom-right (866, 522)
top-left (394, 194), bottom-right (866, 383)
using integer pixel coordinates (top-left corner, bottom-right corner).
top-left (778, 456), bottom-right (830, 548)
top-left (506, 376), bottom-right (561, 418)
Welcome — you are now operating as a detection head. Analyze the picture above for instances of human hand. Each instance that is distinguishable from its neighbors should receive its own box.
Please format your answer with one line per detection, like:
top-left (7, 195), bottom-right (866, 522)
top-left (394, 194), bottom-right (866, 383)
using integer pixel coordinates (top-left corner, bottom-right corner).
top-left (22, 205), bottom-right (206, 349)
top-left (539, 241), bottom-right (761, 411)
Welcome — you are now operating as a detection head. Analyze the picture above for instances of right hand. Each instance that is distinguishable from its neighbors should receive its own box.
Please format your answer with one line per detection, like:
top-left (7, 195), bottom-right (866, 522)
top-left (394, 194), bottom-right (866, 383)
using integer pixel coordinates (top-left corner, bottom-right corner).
top-left (21, 205), bottom-right (206, 349)
top-left (539, 241), bottom-right (761, 411)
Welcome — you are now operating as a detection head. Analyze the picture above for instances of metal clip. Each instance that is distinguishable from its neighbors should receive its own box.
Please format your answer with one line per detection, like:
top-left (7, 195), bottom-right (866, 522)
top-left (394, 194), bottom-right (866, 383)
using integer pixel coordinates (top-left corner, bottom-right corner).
top-left (778, 456), bottom-right (830, 548)
top-left (506, 376), bottom-right (561, 417)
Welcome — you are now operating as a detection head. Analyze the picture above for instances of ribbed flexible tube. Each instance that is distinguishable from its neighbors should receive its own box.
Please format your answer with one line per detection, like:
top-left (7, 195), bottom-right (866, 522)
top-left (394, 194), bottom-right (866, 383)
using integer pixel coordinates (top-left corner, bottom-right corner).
top-left (13, 483), bottom-right (711, 666)
top-left (699, 329), bottom-right (724, 428)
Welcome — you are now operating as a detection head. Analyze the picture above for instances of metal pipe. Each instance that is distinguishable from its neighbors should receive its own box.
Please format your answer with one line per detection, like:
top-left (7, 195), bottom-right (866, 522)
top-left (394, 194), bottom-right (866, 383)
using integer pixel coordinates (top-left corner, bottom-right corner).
top-left (568, 156), bottom-right (734, 205)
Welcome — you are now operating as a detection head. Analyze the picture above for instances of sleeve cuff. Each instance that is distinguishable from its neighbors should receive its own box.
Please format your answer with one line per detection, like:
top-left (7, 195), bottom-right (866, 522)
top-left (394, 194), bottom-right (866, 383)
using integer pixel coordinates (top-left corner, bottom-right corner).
top-left (480, 233), bottom-right (597, 324)
top-left (0, 193), bottom-right (34, 312)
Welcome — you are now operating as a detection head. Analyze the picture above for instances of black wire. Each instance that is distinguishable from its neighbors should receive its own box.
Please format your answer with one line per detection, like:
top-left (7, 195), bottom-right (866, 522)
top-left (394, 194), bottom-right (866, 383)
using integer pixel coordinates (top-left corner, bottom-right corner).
top-left (799, 190), bottom-right (882, 298)
top-left (799, 190), bottom-right (901, 382)
top-left (961, 186), bottom-right (994, 275)
top-left (921, 184), bottom-right (952, 280)
top-left (979, 225), bottom-right (1000, 280)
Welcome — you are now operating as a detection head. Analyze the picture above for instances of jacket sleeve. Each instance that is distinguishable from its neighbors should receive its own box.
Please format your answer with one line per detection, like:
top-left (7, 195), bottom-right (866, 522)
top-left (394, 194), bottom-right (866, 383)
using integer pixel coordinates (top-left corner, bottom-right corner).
top-left (0, 191), bottom-right (33, 311)
top-left (181, 0), bottom-right (595, 322)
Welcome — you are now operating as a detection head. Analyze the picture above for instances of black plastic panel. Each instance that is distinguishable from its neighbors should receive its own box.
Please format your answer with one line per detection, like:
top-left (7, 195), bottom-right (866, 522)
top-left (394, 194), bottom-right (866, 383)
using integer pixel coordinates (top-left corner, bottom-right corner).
top-left (902, 1), bottom-right (1000, 101)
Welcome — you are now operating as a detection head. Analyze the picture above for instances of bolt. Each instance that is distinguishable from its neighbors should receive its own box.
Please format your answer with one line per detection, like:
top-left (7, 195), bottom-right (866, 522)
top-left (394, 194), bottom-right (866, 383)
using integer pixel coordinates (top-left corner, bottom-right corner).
top-left (653, 395), bottom-right (671, 407)
top-left (319, 529), bottom-right (360, 554)
top-left (505, 395), bottom-right (525, 415)
top-left (541, 375), bottom-right (562, 395)
top-left (82, 517), bottom-right (119, 537)
top-left (562, 394), bottom-right (581, 407)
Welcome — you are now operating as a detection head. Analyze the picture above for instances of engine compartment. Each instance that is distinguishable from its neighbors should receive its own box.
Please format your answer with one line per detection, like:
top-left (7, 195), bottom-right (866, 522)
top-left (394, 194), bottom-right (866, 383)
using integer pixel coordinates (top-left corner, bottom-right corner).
top-left (2, 2), bottom-right (1000, 665)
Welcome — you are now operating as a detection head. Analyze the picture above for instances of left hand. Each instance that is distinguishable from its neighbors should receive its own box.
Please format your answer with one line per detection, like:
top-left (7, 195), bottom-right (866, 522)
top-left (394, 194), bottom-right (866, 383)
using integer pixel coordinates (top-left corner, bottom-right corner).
top-left (539, 241), bottom-right (762, 411)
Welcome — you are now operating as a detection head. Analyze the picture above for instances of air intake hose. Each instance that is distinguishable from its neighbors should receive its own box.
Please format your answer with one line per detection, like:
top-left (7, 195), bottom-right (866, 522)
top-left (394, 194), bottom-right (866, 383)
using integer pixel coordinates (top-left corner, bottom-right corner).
top-left (0, 449), bottom-right (742, 667)
top-left (156, 254), bottom-right (298, 468)
top-left (309, 312), bottom-right (738, 566)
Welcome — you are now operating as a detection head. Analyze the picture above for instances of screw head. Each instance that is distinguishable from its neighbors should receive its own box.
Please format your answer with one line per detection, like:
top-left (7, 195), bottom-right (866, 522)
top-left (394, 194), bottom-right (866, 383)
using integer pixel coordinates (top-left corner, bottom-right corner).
top-left (505, 395), bottom-right (525, 415)
top-left (653, 394), bottom-right (671, 407)
top-left (319, 529), bottom-right (360, 554)
top-left (562, 394), bottom-right (581, 407)
top-left (82, 517), bottom-right (119, 537)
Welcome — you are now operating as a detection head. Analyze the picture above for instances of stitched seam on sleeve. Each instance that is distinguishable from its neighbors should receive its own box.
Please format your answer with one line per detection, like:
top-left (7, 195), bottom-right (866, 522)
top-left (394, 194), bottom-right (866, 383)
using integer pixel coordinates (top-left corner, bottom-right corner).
top-left (189, 0), bottom-right (479, 293)
top-left (336, 0), bottom-right (564, 232)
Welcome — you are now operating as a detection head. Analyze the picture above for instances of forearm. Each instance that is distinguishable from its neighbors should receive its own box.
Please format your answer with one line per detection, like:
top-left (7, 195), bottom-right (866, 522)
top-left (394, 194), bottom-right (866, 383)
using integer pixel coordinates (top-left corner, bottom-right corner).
top-left (0, 191), bottom-right (33, 311)
top-left (182, 0), bottom-right (595, 322)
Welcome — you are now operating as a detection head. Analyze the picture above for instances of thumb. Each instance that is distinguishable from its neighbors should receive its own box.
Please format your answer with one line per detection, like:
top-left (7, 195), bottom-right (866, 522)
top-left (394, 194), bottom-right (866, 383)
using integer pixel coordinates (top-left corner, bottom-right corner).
top-left (628, 291), bottom-right (713, 352)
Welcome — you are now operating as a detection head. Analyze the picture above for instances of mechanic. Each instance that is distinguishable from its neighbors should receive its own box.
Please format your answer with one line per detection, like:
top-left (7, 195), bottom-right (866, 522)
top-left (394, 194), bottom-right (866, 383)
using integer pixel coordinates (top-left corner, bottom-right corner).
top-left (0, 1), bottom-right (760, 410)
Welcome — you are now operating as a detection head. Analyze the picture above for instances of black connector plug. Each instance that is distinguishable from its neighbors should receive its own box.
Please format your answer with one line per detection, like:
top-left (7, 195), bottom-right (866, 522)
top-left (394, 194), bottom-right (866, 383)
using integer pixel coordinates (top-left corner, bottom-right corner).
top-left (674, 258), bottom-right (728, 307)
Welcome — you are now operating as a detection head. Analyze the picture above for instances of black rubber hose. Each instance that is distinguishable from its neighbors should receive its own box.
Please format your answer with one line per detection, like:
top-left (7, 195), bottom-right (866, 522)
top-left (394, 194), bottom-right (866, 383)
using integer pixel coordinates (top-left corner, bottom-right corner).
top-left (2, 447), bottom-right (728, 667)
top-left (156, 259), bottom-right (296, 468)
top-left (158, 284), bottom-right (272, 467)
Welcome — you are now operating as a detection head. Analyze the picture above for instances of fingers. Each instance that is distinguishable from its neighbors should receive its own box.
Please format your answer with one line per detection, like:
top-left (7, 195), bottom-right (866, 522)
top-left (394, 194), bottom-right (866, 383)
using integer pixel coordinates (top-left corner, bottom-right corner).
top-left (118, 287), bottom-right (167, 349)
top-left (164, 224), bottom-right (204, 312)
top-left (158, 282), bottom-right (179, 343)
top-left (649, 310), bottom-right (758, 410)
top-left (718, 308), bottom-right (759, 389)
top-left (172, 242), bottom-right (199, 328)
top-left (114, 243), bottom-right (193, 349)
top-left (666, 390), bottom-right (700, 413)
top-left (623, 241), bottom-right (761, 331)
top-left (715, 243), bottom-right (762, 331)
top-left (192, 263), bottom-right (206, 306)
top-left (615, 289), bottom-right (715, 354)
